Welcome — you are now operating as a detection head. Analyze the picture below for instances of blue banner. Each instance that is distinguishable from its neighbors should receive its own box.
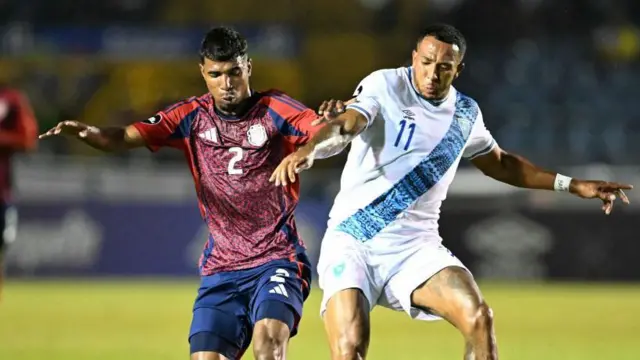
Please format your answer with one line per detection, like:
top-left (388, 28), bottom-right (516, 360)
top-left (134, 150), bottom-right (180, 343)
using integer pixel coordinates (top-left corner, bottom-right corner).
top-left (5, 200), bottom-right (329, 277)
top-left (2, 25), bottom-right (300, 59)
top-left (9, 198), bottom-right (639, 281)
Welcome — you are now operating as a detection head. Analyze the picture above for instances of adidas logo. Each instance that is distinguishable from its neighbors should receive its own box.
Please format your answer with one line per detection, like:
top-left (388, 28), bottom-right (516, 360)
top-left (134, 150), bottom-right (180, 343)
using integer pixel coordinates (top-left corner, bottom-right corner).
top-left (198, 128), bottom-right (217, 143)
top-left (269, 284), bottom-right (289, 297)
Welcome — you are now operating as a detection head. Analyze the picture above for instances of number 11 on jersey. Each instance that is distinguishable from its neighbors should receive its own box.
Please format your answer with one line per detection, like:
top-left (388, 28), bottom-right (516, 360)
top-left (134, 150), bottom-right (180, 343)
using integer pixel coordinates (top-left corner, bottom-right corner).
top-left (394, 120), bottom-right (416, 151)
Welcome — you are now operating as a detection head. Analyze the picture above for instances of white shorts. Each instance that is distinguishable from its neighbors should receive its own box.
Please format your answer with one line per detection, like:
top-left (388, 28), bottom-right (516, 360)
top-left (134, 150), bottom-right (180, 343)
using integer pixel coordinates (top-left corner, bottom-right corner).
top-left (317, 229), bottom-right (468, 321)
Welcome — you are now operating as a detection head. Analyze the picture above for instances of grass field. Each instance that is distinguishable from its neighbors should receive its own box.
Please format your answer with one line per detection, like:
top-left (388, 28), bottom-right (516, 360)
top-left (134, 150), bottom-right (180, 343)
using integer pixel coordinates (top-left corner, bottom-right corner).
top-left (1, 280), bottom-right (639, 359)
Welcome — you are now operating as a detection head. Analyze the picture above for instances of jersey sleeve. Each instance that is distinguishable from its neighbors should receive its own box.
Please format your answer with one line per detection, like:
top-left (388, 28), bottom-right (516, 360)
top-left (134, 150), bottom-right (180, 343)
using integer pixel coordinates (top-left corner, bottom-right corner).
top-left (267, 92), bottom-right (321, 146)
top-left (131, 99), bottom-right (197, 152)
top-left (345, 71), bottom-right (385, 127)
top-left (462, 109), bottom-right (498, 159)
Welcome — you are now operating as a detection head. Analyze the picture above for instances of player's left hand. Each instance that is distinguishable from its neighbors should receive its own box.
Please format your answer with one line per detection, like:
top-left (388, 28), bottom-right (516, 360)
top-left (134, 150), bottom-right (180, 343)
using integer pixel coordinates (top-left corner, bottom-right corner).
top-left (569, 180), bottom-right (633, 215)
top-left (312, 98), bottom-right (355, 126)
top-left (269, 144), bottom-right (315, 186)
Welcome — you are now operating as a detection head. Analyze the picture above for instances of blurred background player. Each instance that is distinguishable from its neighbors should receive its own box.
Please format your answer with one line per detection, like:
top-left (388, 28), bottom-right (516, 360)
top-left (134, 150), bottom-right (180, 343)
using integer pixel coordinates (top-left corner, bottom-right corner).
top-left (271, 24), bottom-right (633, 360)
top-left (39, 26), bottom-right (323, 360)
top-left (0, 85), bottom-right (38, 301)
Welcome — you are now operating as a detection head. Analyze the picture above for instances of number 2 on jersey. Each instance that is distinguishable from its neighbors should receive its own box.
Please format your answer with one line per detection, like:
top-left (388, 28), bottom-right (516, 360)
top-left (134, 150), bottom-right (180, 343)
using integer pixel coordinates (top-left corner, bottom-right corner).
top-left (228, 147), bottom-right (243, 175)
top-left (394, 120), bottom-right (416, 151)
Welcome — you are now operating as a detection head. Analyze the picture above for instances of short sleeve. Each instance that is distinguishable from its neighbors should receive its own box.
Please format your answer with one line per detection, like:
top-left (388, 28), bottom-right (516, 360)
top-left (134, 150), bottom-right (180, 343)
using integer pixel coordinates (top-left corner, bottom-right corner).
top-left (462, 109), bottom-right (498, 159)
top-left (132, 99), bottom-right (197, 152)
top-left (345, 71), bottom-right (385, 127)
top-left (267, 91), bottom-right (322, 146)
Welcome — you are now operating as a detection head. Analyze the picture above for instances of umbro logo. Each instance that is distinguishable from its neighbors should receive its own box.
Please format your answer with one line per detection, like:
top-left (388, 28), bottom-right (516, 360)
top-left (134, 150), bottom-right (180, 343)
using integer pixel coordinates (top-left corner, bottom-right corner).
top-left (402, 109), bottom-right (415, 118)
top-left (198, 128), bottom-right (218, 143)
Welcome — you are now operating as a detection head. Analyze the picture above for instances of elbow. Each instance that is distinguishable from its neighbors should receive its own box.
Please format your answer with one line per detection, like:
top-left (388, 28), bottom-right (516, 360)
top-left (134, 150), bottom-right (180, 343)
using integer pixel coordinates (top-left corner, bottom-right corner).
top-left (477, 159), bottom-right (514, 184)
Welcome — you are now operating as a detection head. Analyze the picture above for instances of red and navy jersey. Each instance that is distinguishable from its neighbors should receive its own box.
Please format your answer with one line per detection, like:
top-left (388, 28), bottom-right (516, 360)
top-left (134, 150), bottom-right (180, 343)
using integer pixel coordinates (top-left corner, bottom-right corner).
top-left (0, 88), bottom-right (38, 203)
top-left (132, 90), bottom-right (321, 275)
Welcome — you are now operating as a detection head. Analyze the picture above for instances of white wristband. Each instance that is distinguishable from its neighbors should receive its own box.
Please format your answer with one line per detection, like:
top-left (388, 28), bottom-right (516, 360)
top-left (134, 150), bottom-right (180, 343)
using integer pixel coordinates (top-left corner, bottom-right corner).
top-left (554, 174), bottom-right (572, 192)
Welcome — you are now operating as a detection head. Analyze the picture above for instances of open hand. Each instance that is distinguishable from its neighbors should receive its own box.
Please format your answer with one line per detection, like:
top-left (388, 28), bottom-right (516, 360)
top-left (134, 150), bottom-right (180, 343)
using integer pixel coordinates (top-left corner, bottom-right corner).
top-left (269, 145), bottom-right (315, 186)
top-left (39, 120), bottom-right (94, 139)
top-left (313, 98), bottom-right (355, 126)
top-left (570, 180), bottom-right (633, 215)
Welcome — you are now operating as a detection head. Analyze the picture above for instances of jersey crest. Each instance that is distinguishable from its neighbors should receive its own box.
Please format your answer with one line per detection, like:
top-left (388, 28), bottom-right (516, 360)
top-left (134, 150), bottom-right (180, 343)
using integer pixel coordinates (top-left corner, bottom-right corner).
top-left (247, 124), bottom-right (268, 147)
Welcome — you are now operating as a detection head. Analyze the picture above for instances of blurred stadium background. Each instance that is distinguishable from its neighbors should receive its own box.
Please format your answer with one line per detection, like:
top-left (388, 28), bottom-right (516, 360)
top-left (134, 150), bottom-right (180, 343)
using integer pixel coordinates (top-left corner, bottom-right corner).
top-left (2, 0), bottom-right (640, 359)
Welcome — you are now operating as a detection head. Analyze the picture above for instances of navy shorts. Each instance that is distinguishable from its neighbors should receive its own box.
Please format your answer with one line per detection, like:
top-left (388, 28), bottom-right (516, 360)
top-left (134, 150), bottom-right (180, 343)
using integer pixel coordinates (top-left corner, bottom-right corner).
top-left (189, 252), bottom-right (312, 358)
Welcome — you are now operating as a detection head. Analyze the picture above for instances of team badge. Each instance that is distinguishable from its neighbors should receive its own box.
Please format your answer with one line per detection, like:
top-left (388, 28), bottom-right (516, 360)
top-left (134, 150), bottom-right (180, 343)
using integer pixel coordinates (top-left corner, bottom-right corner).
top-left (247, 124), bottom-right (267, 146)
top-left (143, 114), bottom-right (162, 125)
top-left (457, 115), bottom-right (473, 139)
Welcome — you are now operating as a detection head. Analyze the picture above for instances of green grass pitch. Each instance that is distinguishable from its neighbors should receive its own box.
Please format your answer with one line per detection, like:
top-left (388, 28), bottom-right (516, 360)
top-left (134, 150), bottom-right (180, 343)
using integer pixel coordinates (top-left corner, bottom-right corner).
top-left (1, 280), bottom-right (639, 359)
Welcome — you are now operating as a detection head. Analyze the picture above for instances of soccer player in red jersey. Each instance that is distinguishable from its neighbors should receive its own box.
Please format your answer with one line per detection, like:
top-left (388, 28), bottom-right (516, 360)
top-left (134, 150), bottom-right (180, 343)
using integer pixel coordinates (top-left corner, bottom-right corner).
top-left (40, 27), bottom-right (325, 360)
top-left (0, 86), bottom-right (38, 301)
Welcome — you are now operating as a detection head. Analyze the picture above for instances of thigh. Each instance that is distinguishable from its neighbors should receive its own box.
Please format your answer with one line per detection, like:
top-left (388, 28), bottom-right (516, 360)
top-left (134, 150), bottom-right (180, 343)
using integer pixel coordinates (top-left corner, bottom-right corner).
top-left (409, 265), bottom-right (485, 331)
top-left (189, 276), bottom-right (252, 359)
top-left (383, 241), bottom-right (469, 320)
top-left (250, 253), bottom-right (312, 338)
top-left (190, 332), bottom-right (240, 360)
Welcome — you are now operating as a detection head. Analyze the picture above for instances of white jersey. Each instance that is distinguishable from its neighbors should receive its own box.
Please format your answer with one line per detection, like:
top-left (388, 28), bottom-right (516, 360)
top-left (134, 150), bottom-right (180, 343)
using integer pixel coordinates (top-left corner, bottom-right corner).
top-left (327, 66), bottom-right (497, 243)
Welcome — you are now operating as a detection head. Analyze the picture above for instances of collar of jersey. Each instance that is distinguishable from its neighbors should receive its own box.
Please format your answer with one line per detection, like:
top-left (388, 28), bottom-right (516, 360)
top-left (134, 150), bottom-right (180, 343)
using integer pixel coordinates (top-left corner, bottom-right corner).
top-left (406, 67), bottom-right (449, 107)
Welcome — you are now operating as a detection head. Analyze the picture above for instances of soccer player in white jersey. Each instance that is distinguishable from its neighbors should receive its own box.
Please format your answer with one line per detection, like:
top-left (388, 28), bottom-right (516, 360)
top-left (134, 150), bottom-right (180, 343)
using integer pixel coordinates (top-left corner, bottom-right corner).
top-left (270, 24), bottom-right (633, 359)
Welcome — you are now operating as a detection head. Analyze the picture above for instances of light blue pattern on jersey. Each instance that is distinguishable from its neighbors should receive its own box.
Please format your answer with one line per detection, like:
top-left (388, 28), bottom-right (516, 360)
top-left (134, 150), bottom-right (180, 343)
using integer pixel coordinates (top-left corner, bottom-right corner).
top-left (336, 92), bottom-right (479, 242)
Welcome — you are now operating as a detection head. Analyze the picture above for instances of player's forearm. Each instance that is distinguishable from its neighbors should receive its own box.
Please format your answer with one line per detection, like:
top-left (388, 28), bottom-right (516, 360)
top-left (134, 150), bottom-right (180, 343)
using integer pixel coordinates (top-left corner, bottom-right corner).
top-left (306, 110), bottom-right (366, 159)
top-left (78, 126), bottom-right (133, 153)
top-left (483, 151), bottom-right (560, 190)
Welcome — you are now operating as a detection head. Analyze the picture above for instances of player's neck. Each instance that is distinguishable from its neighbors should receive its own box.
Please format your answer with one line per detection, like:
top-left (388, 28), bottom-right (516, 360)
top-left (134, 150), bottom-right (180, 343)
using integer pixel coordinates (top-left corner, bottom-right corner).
top-left (428, 90), bottom-right (450, 106)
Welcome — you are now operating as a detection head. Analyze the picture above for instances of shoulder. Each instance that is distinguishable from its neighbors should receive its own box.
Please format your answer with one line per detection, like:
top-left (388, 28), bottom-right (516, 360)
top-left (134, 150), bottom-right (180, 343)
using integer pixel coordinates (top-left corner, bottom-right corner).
top-left (452, 88), bottom-right (481, 117)
top-left (453, 89), bottom-right (478, 107)
top-left (362, 68), bottom-right (403, 84)
top-left (259, 89), bottom-right (309, 113)
top-left (161, 94), bottom-right (209, 115)
top-left (356, 67), bottom-right (408, 96)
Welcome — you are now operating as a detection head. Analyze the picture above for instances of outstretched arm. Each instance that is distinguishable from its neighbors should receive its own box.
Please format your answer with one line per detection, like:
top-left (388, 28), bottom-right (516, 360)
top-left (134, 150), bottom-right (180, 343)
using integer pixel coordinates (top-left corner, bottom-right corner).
top-left (40, 99), bottom-right (197, 153)
top-left (307, 107), bottom-right (368, 158)
top-left (269, 106), bottom-right (369, 186)
top-left (471, 146), bottom-right (633, 214)
top-left (471, 146), bottom-right (560, 190)
top-left (270, 70), bottom-right (385, 186)
top-left (39, 121), bottom-right (146, 152)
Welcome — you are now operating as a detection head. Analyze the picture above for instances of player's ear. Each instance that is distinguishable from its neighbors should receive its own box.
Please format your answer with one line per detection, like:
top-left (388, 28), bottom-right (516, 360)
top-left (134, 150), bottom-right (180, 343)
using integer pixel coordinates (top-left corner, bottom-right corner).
top-left (246, 58), bottom-right (252, 77)
top-left (455, 62), bottom-right (465, 79)
top-left (199, 63), bottom-right (206, 78)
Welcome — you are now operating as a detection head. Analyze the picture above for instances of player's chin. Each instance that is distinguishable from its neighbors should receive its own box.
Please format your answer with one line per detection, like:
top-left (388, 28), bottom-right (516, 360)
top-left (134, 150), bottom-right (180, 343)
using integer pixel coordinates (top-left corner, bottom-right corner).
top-left (218, 98), bottom-right (238, 110)
top-left (423, 89), bottom-right (444, 99)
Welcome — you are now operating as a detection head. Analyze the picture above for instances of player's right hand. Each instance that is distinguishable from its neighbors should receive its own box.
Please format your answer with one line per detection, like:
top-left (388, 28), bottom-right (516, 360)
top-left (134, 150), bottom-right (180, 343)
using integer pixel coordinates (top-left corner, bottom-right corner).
top-left (39, 120), bottom-right (96, 140)
top-left (269, 144), bottom-right (315, 186)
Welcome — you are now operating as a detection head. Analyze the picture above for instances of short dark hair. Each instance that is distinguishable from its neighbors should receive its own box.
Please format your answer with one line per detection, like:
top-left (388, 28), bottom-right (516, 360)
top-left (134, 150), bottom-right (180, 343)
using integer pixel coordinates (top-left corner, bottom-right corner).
top-left (417, 24), bottom-right (466, 58)
top-left (199, 26), bottom-right (248, 63)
